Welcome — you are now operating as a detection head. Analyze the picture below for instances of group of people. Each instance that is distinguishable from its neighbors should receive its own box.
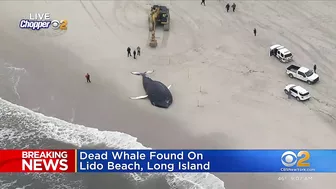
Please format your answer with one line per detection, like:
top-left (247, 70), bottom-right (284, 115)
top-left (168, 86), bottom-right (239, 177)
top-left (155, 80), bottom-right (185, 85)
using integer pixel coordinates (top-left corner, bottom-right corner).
top-left (225, 3), bottom-right (237, 12)
top-left (84, 46), bottom-right (142, 83)
top-left (200, 0), bottom-right (236, 13)
top-left (127, 46), bottom-right (141, 59)
top-left (200, 2), bottom-right (257, 36)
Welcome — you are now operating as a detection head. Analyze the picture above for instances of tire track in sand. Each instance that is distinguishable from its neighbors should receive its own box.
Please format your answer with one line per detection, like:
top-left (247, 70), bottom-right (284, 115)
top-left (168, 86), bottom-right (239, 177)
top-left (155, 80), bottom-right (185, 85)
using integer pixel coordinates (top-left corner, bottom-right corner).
top-left (267, 13), bottom-right (335, 76)
top-left (231, 1), bottom-right (335, 77)
top-left (112, 1), bottom-right (132, 31)
top-left (265, 1), bottom-right (335, 74)
top-left (89, 0), bottom-right (119, 38)
top-left (261, 2), bottom-right (336, 122)
top-left (153, 3), bottom-right (202, 63)
top-left (115, 1), bottom-right (171, 49)
top-left (80, 0), bottom-right (122, 42)
top-left (112, 1), bottom-right (166, 47)
top-left (79, 0), bottom-right (100, 30)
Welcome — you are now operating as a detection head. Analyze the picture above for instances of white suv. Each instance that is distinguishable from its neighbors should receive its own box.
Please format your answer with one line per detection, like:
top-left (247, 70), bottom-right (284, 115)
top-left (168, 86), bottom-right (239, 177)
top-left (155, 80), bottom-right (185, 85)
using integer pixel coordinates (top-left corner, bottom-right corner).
top-left (284, 84), bottom-right (310, 101)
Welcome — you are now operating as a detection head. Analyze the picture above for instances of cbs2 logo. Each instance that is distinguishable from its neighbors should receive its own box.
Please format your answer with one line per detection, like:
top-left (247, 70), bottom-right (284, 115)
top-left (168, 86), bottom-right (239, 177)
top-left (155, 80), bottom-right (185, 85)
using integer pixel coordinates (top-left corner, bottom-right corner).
top-left (51, 20), bottom-right (68, 30)
top-left (281, 151), bottom-right (310, 167)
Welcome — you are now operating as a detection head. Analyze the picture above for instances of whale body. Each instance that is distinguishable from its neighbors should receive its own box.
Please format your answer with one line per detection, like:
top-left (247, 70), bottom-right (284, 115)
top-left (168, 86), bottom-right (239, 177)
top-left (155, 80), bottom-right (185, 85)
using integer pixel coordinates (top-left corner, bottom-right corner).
top-left (130, 70), bottom-right (173, 108)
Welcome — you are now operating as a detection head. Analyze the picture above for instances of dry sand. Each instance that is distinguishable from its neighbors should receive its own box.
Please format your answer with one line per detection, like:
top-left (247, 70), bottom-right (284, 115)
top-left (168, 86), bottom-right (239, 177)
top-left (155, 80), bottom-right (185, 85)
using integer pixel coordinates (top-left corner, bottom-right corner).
top-left (0, 0), bottom-right (336, 189)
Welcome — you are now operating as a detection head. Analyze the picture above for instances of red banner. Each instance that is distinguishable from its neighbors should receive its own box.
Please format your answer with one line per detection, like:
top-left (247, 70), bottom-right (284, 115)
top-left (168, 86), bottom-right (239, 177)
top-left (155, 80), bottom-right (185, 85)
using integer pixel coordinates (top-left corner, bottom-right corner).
top-left (0, 150), bottom-right (76, 172)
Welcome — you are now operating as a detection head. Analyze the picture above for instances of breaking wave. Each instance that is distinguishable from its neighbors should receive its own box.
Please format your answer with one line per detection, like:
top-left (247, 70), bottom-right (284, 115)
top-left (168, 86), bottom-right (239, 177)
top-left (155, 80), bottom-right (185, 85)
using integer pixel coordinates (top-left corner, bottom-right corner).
top-left (0, 97), bottom-right (225, 189)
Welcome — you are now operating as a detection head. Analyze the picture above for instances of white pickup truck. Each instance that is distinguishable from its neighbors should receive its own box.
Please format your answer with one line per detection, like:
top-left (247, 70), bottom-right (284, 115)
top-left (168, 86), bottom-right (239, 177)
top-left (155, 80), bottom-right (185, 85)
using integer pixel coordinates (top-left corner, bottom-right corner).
top-left (286, 65), bottom-right (319, 84)
top-left (269, 44), bottom-right (293, 63)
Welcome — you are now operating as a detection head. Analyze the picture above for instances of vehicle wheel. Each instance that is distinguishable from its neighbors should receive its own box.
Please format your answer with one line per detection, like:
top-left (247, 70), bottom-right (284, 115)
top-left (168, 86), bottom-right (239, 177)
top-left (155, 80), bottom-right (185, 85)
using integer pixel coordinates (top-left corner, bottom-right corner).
top-left (296, 97), bottom-right (300, 101)
top-left (289, 74), bottom-right (293, 78)
top-left (284, 89), bottom-right (288, 94)
top-left (307, 80), bottom-right (312, 85)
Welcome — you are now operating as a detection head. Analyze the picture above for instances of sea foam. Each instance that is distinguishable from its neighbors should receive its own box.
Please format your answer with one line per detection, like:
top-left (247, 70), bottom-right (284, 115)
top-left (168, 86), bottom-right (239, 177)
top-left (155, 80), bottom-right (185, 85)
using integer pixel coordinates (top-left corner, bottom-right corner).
top-left (0, 97), bottom-right (225, 189)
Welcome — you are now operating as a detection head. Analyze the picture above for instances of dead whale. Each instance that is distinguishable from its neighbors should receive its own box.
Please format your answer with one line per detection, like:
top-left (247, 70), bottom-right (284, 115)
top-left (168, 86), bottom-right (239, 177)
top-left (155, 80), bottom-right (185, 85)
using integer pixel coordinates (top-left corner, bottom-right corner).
top-left (130, 70), bottom-right (173, 108)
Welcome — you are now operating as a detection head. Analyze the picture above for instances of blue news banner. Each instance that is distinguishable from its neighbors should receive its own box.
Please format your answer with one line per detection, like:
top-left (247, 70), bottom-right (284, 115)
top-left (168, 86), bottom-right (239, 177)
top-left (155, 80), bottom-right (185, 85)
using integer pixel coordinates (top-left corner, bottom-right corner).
top-left (76, 150), bottom-right (336, 173)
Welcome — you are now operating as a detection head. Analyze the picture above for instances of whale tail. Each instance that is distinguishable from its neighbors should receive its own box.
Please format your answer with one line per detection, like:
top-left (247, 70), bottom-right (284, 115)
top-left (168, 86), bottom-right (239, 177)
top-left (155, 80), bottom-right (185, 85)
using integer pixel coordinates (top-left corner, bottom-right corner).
top-left (131, 70), bottom-right (154, 76)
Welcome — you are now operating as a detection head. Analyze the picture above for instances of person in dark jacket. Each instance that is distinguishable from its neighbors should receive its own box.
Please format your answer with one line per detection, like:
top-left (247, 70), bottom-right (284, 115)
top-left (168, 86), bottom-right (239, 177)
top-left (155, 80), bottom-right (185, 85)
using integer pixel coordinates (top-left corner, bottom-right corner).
top-left (127, 47), bottom-right (131, 57)
top-left (137, 46), bottom-right (141, 56)
top-left (201, 0), bottom-right (205, 6)
top-left (133, 50), bottom-right (136, 59)
top-left (226, 3), bottom-right (230, 12)
top-left (253, 28), bottom-right (257, 36)
top-left (85, 73), bottom-right (91, 83)
top-left (313, 64), bottom-right (317, 73)
top-left (232, 3), bottom-right (236, 12)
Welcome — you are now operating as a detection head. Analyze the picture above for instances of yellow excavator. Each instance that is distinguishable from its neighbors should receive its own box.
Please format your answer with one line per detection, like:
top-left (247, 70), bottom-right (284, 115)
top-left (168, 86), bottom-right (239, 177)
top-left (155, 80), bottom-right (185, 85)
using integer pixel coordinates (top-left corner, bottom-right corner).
top-left (148, 5), bottom-right (170, 48)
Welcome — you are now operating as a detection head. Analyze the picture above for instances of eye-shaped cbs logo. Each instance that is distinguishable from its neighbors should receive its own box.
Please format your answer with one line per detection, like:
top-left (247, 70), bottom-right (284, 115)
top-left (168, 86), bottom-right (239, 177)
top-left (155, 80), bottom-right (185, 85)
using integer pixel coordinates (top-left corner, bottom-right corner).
top-left (281, 151), bottom-right (311, 167)
top-left (50, 20), bottom-right (68, 30)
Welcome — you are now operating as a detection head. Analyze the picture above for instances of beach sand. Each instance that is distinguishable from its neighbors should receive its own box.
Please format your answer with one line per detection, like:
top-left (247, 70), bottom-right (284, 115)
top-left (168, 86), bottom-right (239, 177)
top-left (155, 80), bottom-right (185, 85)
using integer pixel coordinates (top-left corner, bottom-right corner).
top-left (1, 0), bottom-right (336, 188)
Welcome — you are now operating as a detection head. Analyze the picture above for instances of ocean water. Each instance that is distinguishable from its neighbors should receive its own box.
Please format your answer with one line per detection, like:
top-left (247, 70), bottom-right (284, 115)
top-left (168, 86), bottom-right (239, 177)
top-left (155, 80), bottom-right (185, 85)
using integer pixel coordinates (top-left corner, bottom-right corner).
top-left (0, 62), bottom-right (225, 189)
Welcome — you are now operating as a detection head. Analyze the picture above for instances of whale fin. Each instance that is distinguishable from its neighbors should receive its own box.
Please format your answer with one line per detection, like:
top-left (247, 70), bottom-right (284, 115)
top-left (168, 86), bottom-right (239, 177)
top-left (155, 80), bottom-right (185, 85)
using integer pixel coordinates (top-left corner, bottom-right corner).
top-left (129, 95), bottom-right (148, 100)
top-left (131, 72), bottom-right (142, 75)
top-left (145, 70), bottom-right (154, 74)
top-left (131, 70), bottom-right (154, 76)
top-left (167, 84), bottom-right (172, 89)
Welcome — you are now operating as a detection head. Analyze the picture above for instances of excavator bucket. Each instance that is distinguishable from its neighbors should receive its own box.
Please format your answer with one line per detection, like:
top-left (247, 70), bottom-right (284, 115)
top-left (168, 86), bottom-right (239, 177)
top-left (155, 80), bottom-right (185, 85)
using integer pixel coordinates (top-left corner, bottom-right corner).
top-left (149, 33), bottom-right (157, 47)
top-left (149, 40), bottom-right (157, 47)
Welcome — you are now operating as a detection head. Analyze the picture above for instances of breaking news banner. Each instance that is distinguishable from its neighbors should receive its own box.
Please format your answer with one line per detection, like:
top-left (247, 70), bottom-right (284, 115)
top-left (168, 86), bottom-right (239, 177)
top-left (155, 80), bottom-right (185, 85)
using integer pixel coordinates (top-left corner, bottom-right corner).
top-left (0, 150), bottom-right (336, 173)
top-left (0, 150), bottom-right (76, 172)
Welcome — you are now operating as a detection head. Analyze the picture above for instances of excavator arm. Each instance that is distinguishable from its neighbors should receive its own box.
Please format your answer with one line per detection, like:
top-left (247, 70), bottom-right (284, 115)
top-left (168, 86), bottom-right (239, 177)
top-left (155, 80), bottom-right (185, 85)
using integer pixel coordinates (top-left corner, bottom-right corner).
top-left (149, 7), bottom-right (160, 47)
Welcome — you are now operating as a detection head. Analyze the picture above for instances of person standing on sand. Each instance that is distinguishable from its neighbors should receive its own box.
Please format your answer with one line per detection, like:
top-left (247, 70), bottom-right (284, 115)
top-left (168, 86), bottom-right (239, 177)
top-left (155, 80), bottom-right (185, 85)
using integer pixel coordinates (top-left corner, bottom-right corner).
top-left (253, 28), bottom-right (257, 36)
top-left (201, 0), bottom-right (206, 6)
top-left (226, 3), bottom-right (230, 12)
top-left (127, 47), bottom-right (131, 57)
top-left (133, 50), bottom-right (136, 59)
top-left (137, 46), bottom-right (141, 56)
top-left (232, 3), bottom-right (236, 12)
top-left (85, 73), bottom-right (91, 83)
top-left (313, 64), bottom-right (317, 73)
